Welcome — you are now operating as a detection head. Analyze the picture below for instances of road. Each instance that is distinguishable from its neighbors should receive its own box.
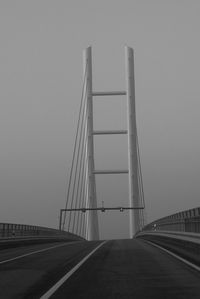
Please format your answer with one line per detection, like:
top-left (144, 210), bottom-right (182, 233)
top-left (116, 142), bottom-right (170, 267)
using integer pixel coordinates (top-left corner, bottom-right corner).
top-left (0, 239), bottom-right (200, 298)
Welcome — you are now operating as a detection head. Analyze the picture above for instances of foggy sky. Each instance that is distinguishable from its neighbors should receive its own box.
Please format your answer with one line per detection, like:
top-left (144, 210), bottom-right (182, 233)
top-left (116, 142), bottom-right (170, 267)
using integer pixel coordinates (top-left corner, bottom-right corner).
top-left (1, 1), bottom-right (200, 239)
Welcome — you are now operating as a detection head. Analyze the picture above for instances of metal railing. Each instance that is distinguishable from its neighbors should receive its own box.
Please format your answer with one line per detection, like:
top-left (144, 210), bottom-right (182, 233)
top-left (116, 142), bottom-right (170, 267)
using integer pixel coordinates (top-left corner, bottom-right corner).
top-left (0, 222), bottom-right (79, 239)
top-left (142, 207), bottom-right (200, 233)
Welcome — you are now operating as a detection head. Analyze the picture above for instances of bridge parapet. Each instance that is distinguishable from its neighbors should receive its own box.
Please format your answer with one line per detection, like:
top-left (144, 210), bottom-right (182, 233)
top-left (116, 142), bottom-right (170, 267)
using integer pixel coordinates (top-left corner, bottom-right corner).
top-left (141, 206), bottom-right (200, 233)
top-left (0, 222), bottom-right (81, 241)
top-left (137, 207), bottom-right (200, 266)
top-left (136, 230), bottom-right (200, 266)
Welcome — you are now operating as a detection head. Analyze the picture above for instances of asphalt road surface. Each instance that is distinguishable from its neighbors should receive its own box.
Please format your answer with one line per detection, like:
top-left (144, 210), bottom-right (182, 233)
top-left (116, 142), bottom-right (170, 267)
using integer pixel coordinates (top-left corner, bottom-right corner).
top-left (0, 239), bottom-right (200, 298)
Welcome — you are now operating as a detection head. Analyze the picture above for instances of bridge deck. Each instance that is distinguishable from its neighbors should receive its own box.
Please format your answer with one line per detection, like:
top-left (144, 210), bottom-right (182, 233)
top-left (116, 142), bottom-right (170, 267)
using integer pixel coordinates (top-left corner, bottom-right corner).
top-left (0, 239), bottom-right (200, 298)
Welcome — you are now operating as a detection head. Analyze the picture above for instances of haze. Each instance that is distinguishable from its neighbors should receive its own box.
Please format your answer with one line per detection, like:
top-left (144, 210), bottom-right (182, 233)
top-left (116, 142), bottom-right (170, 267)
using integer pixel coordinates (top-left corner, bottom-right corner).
top-left (1, 1), bottom-right (200, 239)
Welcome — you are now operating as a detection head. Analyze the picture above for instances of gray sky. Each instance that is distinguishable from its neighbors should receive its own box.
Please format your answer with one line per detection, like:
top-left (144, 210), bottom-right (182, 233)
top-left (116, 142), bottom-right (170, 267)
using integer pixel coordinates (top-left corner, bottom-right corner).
top-left (1, 0), bottom-right (200, 239)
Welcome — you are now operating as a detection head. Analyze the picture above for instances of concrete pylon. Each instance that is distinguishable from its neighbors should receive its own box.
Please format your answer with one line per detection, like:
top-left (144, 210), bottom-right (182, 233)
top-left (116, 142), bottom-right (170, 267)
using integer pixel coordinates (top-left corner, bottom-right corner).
top-left (83, 47), bottom-right (99, 241)
top-left (125, 46), bottom-right (140, 237)
top-left (83, 46), bottom-right (140, 240)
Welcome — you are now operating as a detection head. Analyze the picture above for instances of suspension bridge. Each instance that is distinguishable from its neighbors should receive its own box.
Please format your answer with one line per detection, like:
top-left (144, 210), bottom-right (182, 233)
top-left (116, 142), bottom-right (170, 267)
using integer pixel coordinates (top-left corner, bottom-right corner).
top-left (0, 46), bottom-right (200, 298)
top-left (60, 46), bottom-right (145, 240)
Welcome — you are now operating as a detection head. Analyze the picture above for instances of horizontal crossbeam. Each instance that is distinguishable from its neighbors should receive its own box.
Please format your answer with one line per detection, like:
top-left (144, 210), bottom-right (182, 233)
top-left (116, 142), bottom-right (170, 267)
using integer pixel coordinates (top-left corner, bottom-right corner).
top-left (93, 130), bottom-right (127, 135)
top-left (92, 91), bottom-right (126, 96)
top-left (94, 170), bottom-right (129, 174)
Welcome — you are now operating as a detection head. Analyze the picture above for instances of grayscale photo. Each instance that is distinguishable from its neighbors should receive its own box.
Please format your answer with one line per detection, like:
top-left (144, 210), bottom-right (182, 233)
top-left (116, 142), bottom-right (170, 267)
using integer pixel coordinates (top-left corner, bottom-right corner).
top-left (0, 1), bottom-right (200, 298)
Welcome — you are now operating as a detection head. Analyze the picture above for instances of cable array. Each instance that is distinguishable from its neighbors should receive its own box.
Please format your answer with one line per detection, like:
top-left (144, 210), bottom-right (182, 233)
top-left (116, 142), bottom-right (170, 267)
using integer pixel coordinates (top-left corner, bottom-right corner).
top-left (136, 133), bottom-right (146, 231)
top-left (61, 63), bottom-right (89, 238)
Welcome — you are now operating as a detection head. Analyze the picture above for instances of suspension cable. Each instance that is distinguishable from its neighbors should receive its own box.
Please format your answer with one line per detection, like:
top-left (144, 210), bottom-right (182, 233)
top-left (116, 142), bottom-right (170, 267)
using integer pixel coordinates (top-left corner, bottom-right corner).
top-left (62, 62), bottom-right (88, 230)
top-left (136, 132), bottom-right (146, 228)
top-left (76, 113), bottom-right (88, 235)
top-left (72, 88), bottom-right (88, 233)
top-left (67, 74), bottom-right (88, 232)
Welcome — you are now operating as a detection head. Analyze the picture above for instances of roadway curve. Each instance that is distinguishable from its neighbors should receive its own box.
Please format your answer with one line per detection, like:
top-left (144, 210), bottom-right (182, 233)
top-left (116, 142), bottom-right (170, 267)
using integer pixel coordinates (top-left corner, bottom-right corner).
top-left (0, 239), bottom-right (200, 298)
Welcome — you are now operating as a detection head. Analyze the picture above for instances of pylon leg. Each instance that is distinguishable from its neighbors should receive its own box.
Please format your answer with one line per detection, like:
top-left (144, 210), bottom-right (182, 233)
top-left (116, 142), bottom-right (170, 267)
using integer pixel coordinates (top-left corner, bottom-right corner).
top-left (83, 47), bottom-right (99, 240)
top-left (125, 46), bottom-right (140, 237)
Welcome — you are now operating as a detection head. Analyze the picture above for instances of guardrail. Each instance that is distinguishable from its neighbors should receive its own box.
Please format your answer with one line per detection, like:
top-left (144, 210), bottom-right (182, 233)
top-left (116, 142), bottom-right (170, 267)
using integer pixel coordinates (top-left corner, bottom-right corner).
top-left (141, 206), bottom-right (200, 233)
top-left (136, 230), bottom-right (200, 266)
top-left (136, 207), bottom-right (200, 265)
top-left (0, 222), bottom-right (80, 240)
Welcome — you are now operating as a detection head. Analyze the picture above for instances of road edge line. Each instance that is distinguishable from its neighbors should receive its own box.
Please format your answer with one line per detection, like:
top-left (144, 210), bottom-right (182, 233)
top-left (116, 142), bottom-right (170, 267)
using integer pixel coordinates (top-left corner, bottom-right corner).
top-left (144, 239), bottom-right (200, 272)
top-left (40, 240), bottom-right (107, 299)
top-left (0, 242), bottom-right (78, 265)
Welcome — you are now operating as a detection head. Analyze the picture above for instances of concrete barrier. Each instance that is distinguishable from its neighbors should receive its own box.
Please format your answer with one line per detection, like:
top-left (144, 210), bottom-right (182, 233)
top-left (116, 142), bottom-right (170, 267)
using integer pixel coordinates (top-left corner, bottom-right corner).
top-left (0, 222), bottom-right (84, 249)
top-left (136, 231), bottom-right (200, 266)
top-left (0, 235), bottom-right (82, 249)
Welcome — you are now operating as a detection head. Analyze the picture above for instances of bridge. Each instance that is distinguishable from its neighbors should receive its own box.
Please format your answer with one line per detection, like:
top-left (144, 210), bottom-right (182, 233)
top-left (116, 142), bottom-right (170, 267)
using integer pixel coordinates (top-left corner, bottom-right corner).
top-left (1, 47), bottom-right (200, 298)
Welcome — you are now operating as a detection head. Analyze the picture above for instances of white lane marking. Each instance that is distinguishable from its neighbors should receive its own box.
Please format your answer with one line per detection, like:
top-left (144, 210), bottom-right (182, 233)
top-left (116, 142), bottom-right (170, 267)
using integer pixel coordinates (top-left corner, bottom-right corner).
top-left (40, 240), bottom-right (107, 299)
top-left (145, 240), bottom-right (200, 272)
top-left (0, 242), bottom-right (78, 265)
